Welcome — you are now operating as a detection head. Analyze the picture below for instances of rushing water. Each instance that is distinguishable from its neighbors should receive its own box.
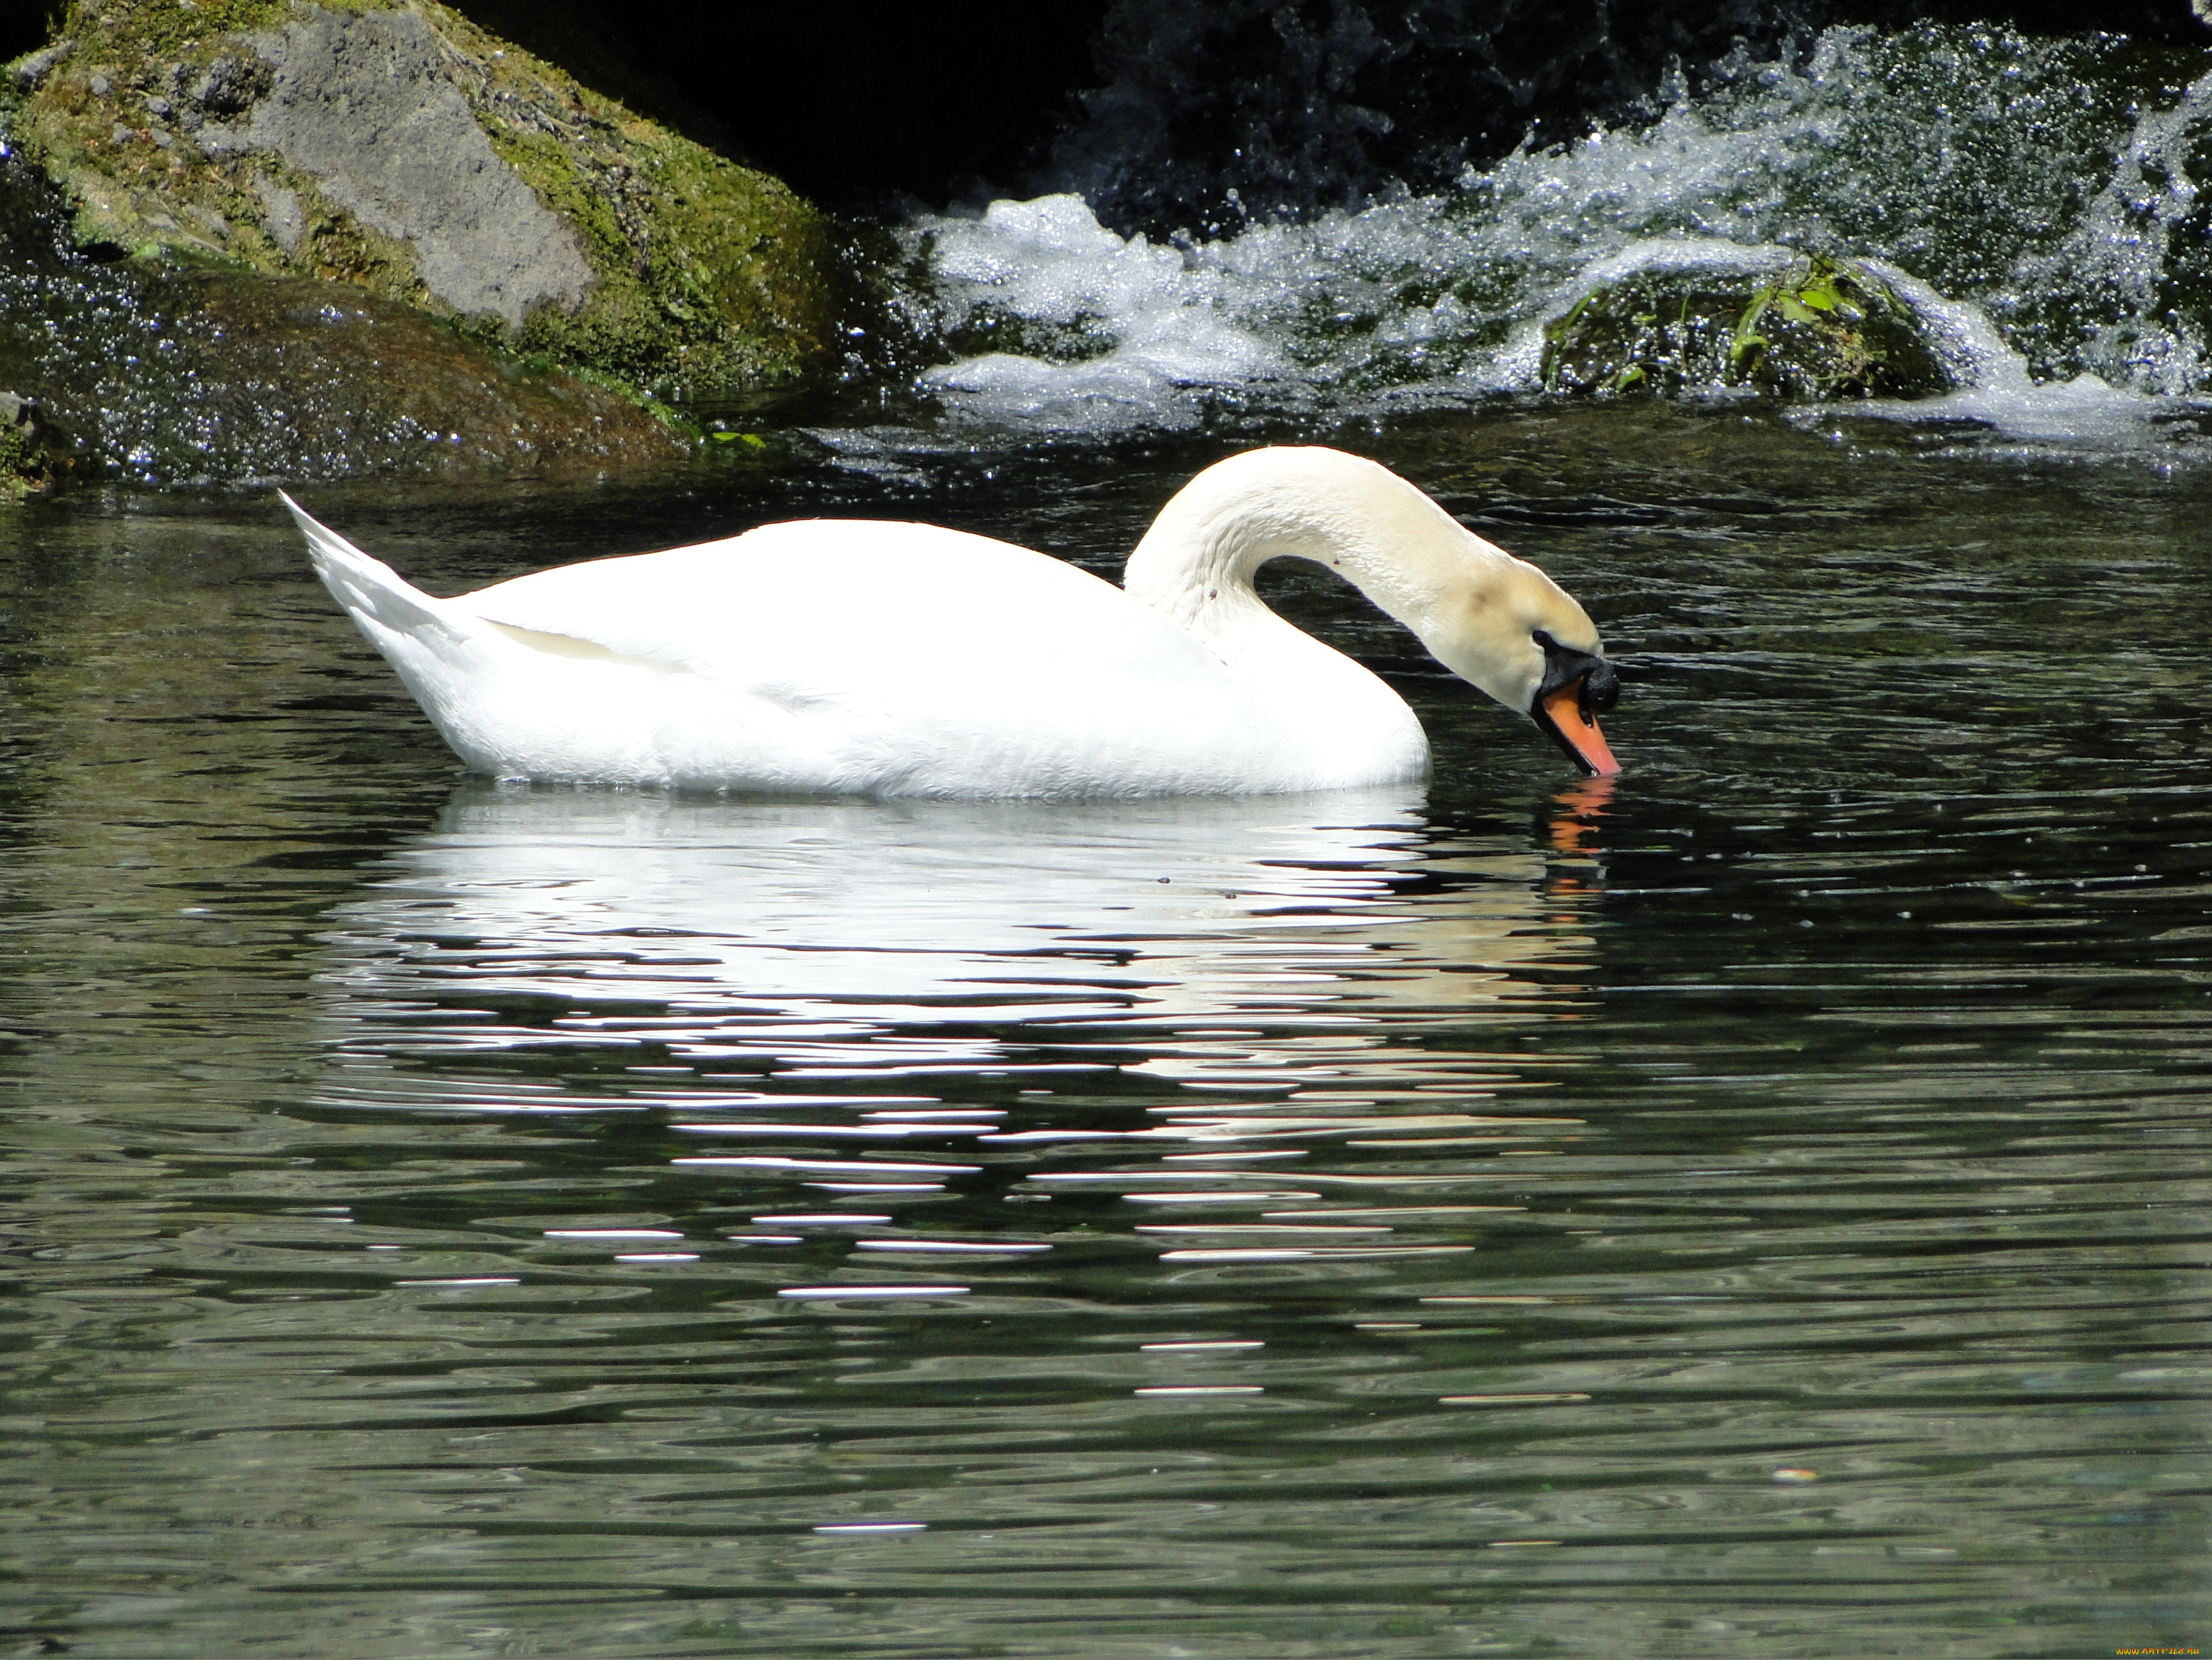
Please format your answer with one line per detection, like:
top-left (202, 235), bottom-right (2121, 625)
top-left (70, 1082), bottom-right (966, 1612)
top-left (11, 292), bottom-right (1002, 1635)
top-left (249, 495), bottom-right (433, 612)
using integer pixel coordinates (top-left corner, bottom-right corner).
top-left (899, 25), bottom-right (2212, 448)
top-left (2, 400), bottom-right (2208, 1658)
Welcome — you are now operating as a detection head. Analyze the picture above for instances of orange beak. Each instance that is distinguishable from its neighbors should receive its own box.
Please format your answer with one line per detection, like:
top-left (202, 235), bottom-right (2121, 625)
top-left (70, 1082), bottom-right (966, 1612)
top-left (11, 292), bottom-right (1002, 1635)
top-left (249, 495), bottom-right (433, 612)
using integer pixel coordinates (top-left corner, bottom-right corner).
top-left (1540, 683), bottom-right (1620, 777)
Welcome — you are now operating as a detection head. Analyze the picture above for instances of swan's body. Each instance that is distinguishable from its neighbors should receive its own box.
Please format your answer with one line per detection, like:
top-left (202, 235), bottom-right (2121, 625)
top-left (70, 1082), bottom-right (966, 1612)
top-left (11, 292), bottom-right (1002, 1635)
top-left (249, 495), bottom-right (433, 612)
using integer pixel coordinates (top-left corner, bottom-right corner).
top-left (287, 447), bottom-right (1618, 797)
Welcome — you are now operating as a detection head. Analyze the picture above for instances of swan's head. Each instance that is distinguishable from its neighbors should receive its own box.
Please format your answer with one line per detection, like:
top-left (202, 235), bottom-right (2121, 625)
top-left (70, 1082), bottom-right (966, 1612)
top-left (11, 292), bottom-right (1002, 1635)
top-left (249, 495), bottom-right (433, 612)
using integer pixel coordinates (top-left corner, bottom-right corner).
top-left (1139, 448), bottom-right (1622, 776)
top-left (1413, 533), bottom-right (1622, 779)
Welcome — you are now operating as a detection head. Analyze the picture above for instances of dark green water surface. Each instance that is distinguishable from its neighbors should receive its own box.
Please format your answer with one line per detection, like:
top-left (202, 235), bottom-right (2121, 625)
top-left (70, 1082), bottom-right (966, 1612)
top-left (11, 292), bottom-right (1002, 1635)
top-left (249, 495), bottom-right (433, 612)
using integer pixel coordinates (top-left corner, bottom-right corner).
top-left (1, 404), bottom-right (2207, 1658)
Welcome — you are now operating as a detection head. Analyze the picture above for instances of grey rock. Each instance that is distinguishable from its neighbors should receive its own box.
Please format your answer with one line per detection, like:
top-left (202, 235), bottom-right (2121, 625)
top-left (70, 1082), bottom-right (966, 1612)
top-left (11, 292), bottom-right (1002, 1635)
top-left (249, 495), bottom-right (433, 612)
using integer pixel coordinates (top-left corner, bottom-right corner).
top-left (254, 177), bottom-right (305, 255)
top-left (12, 44), bottom-right (69, 90)
top-left (182, 204), bottom-right (234, 243)
top-left (227, 8), bottom-right (594, 327)
top-left (89, 73), bottom-right (110, 97)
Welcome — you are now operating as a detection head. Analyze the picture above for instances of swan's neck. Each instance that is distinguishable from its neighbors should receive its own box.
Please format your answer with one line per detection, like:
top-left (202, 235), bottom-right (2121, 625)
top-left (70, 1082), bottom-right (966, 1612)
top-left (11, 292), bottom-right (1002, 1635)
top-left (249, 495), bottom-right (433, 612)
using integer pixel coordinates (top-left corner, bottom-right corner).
top-left (1121, 481), bottom-right (1457, 665)
top-left (1117, 481), bottom-right (1442, 790)
top-left (1117, 447), bottom-right (1604, 745)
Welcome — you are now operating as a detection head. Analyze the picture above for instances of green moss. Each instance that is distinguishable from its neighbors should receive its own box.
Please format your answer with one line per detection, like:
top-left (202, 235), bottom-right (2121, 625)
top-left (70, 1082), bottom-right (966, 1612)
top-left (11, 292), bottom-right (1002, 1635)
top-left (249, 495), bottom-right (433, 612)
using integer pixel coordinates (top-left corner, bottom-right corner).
top-left (554, 362), bottom-right (701, 439)
top-left (13, 0), bottom-right (837, 409)
top-left (1541, 254), bottom-right (1951, 402)
top-left (1724, 254), bottom-right (1941, 397)
top-left (424, 0), bottom-right (836, 398)
top-left (0, 416), bottom-right (53, 503)
top-left (12, 3), bottom-right (336, 268)
top-left (53, 0), bottom-right (303, 61)
top-left (482, 77), bottom-right (835, 397)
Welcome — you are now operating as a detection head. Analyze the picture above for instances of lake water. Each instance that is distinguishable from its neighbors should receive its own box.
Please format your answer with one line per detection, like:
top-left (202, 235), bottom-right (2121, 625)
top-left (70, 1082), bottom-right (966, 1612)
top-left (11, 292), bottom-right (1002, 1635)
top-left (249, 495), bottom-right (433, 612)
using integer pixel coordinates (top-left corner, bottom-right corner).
top-left (2, 398), bottom-right (2206, 1657)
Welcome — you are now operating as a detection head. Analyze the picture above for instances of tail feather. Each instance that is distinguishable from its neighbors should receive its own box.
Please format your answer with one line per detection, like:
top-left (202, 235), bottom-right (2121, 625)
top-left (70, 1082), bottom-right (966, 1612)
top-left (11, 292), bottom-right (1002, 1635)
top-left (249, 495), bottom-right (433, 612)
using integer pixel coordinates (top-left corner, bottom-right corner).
top-left (280, 491), bottom-right (525, 776)
top-left (280, 491), bottom-right (477, 650)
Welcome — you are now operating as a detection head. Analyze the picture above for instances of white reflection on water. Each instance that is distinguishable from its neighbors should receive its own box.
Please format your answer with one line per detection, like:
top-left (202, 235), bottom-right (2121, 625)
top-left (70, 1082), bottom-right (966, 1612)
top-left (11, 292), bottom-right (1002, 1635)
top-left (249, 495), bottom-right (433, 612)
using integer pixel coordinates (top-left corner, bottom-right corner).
top-left (316, 781), bottom-right (1607, 1112)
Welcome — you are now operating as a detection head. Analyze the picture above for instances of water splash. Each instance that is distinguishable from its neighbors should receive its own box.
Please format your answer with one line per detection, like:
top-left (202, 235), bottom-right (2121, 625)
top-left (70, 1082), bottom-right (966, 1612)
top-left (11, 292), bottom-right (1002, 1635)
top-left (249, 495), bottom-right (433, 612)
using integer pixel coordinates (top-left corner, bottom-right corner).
top-left (906, 26), bottom-right (2212, 445)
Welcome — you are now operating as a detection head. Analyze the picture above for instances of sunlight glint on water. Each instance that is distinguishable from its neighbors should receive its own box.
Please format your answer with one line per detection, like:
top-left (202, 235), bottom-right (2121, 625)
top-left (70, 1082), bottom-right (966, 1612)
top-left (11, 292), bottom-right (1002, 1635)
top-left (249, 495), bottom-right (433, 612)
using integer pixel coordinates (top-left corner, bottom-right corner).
top-left (2, 401), bottom-right (2207, 1656)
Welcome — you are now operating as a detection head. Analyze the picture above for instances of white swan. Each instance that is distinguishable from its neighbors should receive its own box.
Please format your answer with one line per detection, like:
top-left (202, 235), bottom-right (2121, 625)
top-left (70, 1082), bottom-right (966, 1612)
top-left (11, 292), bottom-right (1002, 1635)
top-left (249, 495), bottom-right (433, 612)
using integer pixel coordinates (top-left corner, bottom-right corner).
top-left (284, 446), bottom-right (1619, 797)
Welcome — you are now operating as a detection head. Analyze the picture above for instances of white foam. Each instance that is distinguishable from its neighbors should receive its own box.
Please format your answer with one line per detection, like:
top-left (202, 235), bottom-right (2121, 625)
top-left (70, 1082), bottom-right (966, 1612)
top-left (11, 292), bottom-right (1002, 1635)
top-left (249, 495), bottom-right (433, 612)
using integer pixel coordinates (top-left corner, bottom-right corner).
top-left (918, 194), bottom-right (1286, 428)
top-left (902, 26), bottom-right (2212, 450)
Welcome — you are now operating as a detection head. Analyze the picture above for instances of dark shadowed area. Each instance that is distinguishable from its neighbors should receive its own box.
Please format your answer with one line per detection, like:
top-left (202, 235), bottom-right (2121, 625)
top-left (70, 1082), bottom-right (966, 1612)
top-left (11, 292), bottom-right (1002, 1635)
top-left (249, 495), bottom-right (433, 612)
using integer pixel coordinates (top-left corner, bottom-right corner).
top-left (380, 0), bottom-right (2210, 218)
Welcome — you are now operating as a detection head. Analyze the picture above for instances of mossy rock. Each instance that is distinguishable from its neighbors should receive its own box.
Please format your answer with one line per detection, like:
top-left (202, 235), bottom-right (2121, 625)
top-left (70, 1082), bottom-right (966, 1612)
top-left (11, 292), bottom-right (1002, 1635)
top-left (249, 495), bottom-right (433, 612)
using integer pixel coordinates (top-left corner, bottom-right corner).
top-left (7, 0), bottom-right (837, 402)
top-left (940, 301), bottom-right (1120, 367)
top-left (0, 393), bottom-right (57, 502)
top-left (1540, 254), bottom-right (1953, 401)
top-left (0, 139), bottom-right (689, 487)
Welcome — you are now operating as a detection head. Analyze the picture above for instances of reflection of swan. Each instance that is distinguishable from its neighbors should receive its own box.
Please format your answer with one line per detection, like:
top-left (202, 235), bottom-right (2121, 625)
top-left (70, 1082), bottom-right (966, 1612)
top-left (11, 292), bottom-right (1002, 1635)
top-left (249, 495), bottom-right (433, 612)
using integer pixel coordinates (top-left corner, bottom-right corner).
top-left (318, 787), bottom-right (1596, 1062)
top-left (286, 448), bottom-right (1620, 797)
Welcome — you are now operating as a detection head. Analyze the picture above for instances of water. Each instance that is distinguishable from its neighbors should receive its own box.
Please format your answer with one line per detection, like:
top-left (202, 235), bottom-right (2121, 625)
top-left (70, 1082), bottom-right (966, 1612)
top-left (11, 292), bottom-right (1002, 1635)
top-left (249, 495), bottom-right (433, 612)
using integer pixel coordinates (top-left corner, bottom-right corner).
top-left (6, 13), bottom-right (2212, 1656)
top-left (902, 26), bottom-right (2212, 444)
top-left (3, 400), bottom-right (2208, 1657)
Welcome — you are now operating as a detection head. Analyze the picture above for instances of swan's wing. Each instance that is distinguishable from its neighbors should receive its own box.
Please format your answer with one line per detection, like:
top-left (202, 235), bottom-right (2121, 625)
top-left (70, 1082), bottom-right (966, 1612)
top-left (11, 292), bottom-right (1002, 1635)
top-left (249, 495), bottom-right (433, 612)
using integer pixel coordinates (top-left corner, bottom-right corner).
top-left (451, 519), bottom-right (1233, 703)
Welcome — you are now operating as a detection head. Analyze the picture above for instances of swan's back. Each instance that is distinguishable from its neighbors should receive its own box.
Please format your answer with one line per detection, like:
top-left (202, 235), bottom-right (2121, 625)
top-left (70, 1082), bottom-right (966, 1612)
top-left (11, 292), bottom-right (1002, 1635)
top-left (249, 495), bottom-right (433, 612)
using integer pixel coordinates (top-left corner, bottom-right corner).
top-left (294, 499), bottom-right (1434, 798)
top-left (458, 520), bottom-right (1215, 701)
